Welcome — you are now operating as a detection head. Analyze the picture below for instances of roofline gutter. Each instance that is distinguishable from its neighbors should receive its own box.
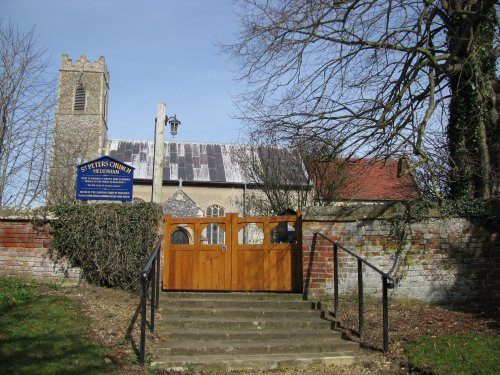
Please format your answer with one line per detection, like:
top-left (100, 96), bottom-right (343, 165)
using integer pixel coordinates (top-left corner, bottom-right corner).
top-left (132, 179), bottom-right (312, 190)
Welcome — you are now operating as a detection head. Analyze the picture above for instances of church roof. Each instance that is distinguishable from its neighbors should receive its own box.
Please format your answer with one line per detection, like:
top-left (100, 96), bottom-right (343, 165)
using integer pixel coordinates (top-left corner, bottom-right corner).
top-left (309, 158), bottom-right (420, 201)
top-left (106, 140), bottom-right (249, 184)
top-left (105, 140), bottom-right (418, 200)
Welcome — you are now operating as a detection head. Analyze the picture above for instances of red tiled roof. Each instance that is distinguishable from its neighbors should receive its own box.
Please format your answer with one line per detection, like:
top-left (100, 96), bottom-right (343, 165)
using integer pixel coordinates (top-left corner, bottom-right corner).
top-left (310, 158), bottom-right (420, 201)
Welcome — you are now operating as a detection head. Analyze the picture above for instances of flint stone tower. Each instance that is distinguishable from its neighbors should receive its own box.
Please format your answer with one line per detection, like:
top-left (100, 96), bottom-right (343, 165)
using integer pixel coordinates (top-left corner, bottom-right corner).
top-left (48, 54), bottom-right (109, 204)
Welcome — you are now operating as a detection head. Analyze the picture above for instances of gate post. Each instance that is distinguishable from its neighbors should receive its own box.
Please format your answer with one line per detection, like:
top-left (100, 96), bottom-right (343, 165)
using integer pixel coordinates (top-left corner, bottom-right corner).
top-left (229, 212), bottom-right (238, 291)
top-left (162, 214), bottom-right (171, 290)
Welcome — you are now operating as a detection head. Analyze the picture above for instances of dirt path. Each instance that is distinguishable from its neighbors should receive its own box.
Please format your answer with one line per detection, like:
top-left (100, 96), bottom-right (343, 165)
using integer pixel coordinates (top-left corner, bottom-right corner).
top-left (55, 285), bottom-right (499, 374)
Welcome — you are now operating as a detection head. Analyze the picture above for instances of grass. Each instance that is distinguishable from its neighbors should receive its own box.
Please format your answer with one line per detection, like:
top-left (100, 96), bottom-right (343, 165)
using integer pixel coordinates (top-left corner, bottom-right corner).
top-left (0, 278), bottom-right (115, 375)
top-left (406, 332), bottom-right (500, 375)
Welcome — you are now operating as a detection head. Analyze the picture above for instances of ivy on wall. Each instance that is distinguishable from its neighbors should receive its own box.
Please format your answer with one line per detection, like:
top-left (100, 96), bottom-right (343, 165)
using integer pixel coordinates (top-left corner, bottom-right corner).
top-left (403, 198), bottom-right (493, 223)
top-left (390, 198), bottom-right (495, 241)
top-left (388, 198), bottom-right (497, 284)
top-left (36, 202), bottom-right (163, 291)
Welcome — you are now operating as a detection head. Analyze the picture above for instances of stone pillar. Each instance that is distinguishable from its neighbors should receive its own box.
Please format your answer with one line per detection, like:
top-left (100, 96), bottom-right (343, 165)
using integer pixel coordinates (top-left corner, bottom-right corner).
top-left (152, 103), bottom-right (166, 203)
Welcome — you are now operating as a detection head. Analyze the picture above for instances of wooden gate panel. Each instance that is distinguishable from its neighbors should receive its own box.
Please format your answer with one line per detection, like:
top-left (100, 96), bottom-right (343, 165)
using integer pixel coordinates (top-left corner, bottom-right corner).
top-left (163, 213), bottom-right (302, 292)
top-left (230, 214), bottom-right (300, 292)
top-left (163, 215), bottom-right (231, 291)
top-left (232, 247), bottom-right (294, 291)
top-left (166, 245), bottom-right (231, 291)
top-left (231, 246), bottom-right (266, 291)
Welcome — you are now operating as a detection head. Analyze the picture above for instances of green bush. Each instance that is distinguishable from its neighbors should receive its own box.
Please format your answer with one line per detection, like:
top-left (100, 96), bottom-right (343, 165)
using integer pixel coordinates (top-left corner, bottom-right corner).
top-left (45, 202), bottom-right (163, 291)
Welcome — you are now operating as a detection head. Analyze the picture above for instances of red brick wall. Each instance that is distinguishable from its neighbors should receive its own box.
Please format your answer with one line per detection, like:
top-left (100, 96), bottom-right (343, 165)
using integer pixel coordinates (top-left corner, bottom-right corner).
top-left (302, 231), bottom-right (339, 294)
top-left (0, 218), bottom-right (79, 280)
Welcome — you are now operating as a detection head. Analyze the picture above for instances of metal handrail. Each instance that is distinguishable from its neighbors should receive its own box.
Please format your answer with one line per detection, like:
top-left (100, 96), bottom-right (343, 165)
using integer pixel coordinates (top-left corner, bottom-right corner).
top-left (314, 232), bottom-right (395, 351)
top-left (139, 235), bottom-right (163, 366)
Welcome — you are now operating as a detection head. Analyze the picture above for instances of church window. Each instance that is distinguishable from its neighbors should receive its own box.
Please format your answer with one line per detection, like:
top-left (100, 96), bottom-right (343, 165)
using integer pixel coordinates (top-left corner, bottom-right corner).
top-left (206, 205), bottom-right (225, 244)
top-left (74, 84), bottom-right (86, 111)
top-left (171, 227), bottom-right (190, 244)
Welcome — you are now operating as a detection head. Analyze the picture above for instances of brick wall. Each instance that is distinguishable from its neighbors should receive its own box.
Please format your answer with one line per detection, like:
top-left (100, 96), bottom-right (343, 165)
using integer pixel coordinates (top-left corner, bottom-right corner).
top-left (3, 205), bottom-right (498, 302)
top-left (302, 204), bottom-right (500, 302)
top-left (0, 217), bottom-right (80, 281)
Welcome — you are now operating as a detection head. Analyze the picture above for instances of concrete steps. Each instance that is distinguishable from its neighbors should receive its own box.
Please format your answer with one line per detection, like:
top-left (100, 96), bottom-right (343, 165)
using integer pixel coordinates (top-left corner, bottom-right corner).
top-left (150, 292), bottom-right (359, 371)
top-left (163, 329), bottom-right (341, 341)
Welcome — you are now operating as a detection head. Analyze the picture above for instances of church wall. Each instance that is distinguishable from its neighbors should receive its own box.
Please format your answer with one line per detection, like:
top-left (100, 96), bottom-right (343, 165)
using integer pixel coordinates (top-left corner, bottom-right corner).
top-left (132, 184), bottom-right (246, 215)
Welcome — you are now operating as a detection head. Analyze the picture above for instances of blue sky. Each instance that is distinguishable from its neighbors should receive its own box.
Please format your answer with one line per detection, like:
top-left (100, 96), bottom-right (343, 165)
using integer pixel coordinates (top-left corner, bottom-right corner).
top-left (1, 0), bottom-right (246, 143)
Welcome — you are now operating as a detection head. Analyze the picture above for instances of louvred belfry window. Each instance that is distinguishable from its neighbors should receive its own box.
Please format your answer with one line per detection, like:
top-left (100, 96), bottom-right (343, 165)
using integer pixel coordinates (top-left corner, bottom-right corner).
top-left (74, 84), bottom-right (85, 111)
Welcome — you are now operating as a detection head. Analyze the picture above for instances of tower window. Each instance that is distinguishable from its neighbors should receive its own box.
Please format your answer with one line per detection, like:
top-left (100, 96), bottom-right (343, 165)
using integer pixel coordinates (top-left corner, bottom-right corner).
top-left (74, 84), bottom-right (86, 111)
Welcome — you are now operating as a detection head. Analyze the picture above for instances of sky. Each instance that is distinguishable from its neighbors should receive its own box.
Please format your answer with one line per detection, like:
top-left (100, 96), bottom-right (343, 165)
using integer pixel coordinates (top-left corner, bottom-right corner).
top-left (1, 0), bottom-right (246, 144)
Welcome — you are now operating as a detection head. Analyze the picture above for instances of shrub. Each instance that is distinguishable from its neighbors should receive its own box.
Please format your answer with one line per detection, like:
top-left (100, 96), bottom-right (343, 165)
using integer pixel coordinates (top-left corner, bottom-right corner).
top-left (46, 202), bottom-right (163, 291)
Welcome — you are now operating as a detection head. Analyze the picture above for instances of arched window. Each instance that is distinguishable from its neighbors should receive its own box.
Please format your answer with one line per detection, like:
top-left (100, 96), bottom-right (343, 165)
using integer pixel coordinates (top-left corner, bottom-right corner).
top-left (206, 205), bottom-right (225, 244)
top-left (171, 227), bottom-right (190, 244)
top-left (74, 84), bottom-right (86, 111)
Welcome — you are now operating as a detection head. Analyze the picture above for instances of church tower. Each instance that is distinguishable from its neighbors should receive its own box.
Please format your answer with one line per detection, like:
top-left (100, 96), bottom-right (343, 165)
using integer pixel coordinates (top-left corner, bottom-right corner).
top-left (48, 54), bottom-right (109, 204)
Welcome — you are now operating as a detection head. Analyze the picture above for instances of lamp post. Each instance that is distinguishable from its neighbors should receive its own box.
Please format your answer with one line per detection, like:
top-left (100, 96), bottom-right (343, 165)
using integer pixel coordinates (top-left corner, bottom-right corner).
top-left (151, 102), bottom-right (181, 203)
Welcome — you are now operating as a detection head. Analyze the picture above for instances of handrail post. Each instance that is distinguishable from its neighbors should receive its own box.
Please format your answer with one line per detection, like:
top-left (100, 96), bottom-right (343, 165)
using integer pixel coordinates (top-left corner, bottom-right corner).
top-left (139, 272), bottom-right (148, 366)
top-left (333, 243), bottom-right (339, 316)
top-left (150, 259), bottom-right (156, 332)
top-left (313, 232), bottom-right (393, 352)
top-left (382, 276), bottom-right (389, 352)
top-left (357, 259), bottom-right (364, 338)
top-left (155, 249), bottom-right (161, 309)
top-left (138, 236), bottom-right (164, 367)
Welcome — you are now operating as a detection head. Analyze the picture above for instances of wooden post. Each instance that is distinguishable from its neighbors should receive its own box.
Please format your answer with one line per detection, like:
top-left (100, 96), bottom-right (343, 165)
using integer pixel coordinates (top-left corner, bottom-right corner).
top-left (152, 103), bottom-right (166, 203)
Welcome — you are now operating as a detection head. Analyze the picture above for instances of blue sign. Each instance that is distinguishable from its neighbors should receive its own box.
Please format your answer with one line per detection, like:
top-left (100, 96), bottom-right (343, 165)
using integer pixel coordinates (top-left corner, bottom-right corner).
top-left (76, 156), bottom-right (134, 201)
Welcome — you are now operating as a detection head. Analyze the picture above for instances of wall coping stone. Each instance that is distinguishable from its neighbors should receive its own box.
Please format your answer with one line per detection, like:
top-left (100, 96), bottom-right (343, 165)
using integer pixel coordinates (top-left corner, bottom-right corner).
top-left (303, 202), bottom-right (442, 222)
top-left (0, 212), bottom-right (56, 222)
top-left (0, 215), bottom-right (33, 222)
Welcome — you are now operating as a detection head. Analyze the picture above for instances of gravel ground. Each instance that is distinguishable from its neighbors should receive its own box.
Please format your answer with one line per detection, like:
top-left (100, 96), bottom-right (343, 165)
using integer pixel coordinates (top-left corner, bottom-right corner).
top-left (53, 285), bottom-right (499, 375)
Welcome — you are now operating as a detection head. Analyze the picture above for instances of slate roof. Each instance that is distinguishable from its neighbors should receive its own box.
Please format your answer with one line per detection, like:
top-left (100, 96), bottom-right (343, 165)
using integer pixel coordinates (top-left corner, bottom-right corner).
top-left (105, 140), bottom-right (249, 183)
top-left (105, 140), bottom-right (417, 200)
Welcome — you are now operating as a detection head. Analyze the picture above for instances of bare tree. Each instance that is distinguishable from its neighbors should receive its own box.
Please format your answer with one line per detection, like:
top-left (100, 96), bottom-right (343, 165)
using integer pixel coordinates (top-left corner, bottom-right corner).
top-left (0, 21), bottom-right (55, 208)
top-left (233, 135), bottom-right (366, 212)
top-left (47, 137), bottom-right (92, 205)
top-left (232, 138), bottom-right (311, 215)
top-left (225, 0), bottom-right (499, 200)
top-left (295, 138), bottom-right (352, 205)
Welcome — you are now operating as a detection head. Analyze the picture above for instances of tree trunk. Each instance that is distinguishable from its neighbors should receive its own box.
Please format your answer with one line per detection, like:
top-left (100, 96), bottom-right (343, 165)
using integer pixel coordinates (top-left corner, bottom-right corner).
top-left (446, 1), bottom-right (498, 199)
top-left (486, 71), bottom-right (500, 197)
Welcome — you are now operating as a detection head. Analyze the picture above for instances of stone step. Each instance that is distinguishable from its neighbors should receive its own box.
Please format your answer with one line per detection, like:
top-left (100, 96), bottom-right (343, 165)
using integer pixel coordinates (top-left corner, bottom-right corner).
top-left (151, 292), bottom-right (359, 371)
top-left (157, 316), bottom-right (335, 331)
top-left (159, 298), bottom-right (314, 310)
top-left (162, 292), bottom-right (305, 301)
top-left (151, 352), bottom-right (358, 371)
top-left (161, 328), bottom-right (342, 342)
top-left (153, 338), bottom-right (358, 356)
top-left (160, 306), bottom-right (320, 319)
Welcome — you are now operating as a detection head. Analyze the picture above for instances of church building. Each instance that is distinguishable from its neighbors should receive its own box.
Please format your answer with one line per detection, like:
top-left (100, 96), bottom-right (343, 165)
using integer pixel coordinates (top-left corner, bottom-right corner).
top-left (48, 54), bottom-right (419, 217)
top-left (48, 55), bottom-right (276, 218)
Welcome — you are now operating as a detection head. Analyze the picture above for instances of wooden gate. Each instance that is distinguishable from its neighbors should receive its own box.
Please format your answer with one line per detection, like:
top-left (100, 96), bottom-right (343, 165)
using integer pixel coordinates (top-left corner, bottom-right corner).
top-left (163, 213), bottom-right (302, 292)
